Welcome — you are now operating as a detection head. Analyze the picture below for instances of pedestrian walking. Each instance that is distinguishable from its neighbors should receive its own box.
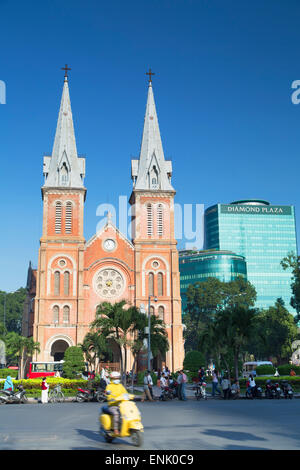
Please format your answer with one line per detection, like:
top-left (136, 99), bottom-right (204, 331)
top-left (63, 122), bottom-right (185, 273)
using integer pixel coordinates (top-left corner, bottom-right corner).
top-left (146, 370), bottom-right (154, 399)
top-left (41, 377), bottom-right (49, 404)
top-left (177, 370), bottom-right (183, 399)
top-left (141, 370), bottom-right (153, 402)
top-left (211, 369), bottom-right (221, 397)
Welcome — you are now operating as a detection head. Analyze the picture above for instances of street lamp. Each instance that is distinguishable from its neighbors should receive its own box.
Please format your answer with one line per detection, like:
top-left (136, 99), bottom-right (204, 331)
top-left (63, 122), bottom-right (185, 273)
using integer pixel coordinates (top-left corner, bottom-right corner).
top-left (148, 295), bottom-right (158, 371)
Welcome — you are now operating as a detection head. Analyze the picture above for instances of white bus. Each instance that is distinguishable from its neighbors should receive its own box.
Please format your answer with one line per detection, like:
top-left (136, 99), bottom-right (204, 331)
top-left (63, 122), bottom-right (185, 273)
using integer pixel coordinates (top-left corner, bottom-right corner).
top-left (242, 361), bottom-right (273, 377)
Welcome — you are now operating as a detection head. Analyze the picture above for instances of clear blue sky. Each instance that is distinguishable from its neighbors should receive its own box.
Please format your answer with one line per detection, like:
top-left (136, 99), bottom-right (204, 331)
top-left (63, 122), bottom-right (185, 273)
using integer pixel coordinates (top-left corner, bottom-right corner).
top-left (1, 0), bottom-right (300, 292)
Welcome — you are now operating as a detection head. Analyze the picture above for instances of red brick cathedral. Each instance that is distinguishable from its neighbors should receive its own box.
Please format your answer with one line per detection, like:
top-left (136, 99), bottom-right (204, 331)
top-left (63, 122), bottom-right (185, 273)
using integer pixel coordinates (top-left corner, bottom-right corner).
top-left (23, 71), bottom-right (184, 372)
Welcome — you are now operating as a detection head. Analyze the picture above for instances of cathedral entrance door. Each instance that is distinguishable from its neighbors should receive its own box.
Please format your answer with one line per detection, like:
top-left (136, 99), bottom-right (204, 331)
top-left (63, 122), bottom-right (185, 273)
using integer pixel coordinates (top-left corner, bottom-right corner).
top-left (51, 339), bottom-right (69, 361)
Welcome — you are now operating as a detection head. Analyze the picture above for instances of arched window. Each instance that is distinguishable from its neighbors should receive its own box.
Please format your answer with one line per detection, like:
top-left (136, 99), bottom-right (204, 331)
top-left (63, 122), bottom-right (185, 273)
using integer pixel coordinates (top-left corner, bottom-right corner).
top-left (64, 271), bottom-right (70, 296)
top-left (60, 162), bottom-right (69, 186)
top-left (65, 202), bottom-right (72, 234)
top-left (63, 305), bottom-right (70, 323)
top-left (157, 272), bottom-right (163, 296)
top-left (54, 271), bottom-right (60, 296)
top-left (158, 306), bottom-right (164, 320)
top-left (150, 306), bottom-right (155, 316)
top-left (157, 204), bottom-right (163, 237)
top-left (55, 202), bottom-right (62, 234)
top-left (148, 272), bottom-right (154, 296)
top-left (147, 204), bottom-right (153, 236)
top-left (53, 305), bottom-right (59, 323)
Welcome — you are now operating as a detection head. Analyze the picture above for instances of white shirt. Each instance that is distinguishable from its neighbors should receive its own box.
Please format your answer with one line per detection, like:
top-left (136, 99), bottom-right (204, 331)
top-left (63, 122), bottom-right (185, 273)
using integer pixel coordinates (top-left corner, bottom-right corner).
top-left (160, 376), bottom-right (167, 388)
top-left (147, 374), bottom-right (153, 386)
top-left (249, 378), bottom-right (256, 387)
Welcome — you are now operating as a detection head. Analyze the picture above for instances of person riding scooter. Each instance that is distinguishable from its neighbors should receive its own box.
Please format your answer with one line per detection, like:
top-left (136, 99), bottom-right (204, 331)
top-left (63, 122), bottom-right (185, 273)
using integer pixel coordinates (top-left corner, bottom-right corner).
top-left (104, 371), bottom-right (128, 435)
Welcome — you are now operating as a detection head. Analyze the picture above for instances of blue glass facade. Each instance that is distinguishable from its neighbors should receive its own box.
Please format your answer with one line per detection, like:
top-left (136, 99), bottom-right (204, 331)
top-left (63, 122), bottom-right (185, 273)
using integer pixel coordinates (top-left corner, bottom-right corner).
top-left (204, 200), bottom-right (298, 312)
top-left (179, 250), bottom-right (247, 313)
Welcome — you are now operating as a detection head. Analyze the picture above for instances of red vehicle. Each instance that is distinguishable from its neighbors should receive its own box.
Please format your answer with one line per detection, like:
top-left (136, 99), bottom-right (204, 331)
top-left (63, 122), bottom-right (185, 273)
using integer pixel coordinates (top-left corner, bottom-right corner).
top-left (27, 361), bottom-right (64, 379)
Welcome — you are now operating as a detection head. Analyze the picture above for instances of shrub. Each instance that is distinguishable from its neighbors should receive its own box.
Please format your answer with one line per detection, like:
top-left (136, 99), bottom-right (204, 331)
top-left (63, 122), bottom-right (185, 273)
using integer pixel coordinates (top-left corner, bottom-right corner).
top-left (255, 365), bottom-right (276, 376)
top-left (62, 346), bottom-right (86, 379)
top-left (277, 364), bottom-right (300, 375)
top-left (183, 351), bottom-right (206, 373)
top-left (0, 368), bottom-right (18, 379)
top-left (0, 378), bottom-right (89, 391)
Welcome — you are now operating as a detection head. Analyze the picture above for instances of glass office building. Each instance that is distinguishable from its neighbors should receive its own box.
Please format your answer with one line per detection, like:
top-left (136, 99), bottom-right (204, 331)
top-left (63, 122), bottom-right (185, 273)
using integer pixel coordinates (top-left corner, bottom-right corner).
top-left (204, 200), bottom-right (297, 312)
top-left (179, 249), bottom-right (247, 313)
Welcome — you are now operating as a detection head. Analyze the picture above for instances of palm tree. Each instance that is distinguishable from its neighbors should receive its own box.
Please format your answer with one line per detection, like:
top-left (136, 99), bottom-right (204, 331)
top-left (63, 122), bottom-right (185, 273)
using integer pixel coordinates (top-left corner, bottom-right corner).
top-left (90, 300), bottom-right (141, 380)
top-left (80, 331), bottom-right (108, 373)
top-left (129, 313), bottom-right (169, 383)
top-left (215, 306), bottom-right (257, 382)
top-left (4, 332), bottom-right (40, 379)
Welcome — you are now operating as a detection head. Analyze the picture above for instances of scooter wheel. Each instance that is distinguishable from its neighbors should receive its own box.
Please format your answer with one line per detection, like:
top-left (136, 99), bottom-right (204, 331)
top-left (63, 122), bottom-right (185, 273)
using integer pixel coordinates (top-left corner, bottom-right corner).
top-left (96, 394), bottom-right (105, 403)
top-left (76, 395), bottom-right (85, 403)
top-left (131, 430), bottom-right (143, 447)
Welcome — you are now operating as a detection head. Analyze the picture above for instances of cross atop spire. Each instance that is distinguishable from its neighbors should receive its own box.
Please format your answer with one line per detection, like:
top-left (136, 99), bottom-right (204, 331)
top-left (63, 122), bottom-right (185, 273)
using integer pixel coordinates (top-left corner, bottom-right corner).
top-left (61, 64), bottom-right (71, 80)
top-left (146, 68), bottom-right (155, 84)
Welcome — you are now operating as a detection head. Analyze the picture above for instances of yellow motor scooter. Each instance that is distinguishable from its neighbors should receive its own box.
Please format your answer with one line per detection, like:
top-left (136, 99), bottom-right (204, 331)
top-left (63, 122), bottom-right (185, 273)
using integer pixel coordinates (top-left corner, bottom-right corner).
top-left (99, 393), bottom-right (144, 446)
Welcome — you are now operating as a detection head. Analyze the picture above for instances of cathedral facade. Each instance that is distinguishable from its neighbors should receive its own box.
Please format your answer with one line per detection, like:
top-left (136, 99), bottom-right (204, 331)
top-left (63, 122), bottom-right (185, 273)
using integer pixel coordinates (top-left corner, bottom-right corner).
top-left (23, 72), bottom-right (184, 372)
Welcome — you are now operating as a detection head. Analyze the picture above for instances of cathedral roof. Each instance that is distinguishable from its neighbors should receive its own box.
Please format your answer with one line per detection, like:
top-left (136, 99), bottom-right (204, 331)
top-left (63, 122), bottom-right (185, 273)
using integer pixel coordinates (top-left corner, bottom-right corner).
top-left (42, 75), bottom-right (86, 190)
top-left (131, 81), bottom-right (175, 192)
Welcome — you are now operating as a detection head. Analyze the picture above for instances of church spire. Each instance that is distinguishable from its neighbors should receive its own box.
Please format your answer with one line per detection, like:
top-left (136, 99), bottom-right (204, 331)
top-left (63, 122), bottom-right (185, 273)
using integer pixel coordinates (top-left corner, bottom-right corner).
top-left (43, 68), bottom-right (85, 190)
top-left (131, 72), bottom-right (174, 192)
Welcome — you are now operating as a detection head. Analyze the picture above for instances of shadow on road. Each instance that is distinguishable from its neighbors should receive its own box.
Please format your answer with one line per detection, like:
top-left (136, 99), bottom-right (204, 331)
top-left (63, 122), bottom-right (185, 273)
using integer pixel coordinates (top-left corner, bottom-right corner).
top-left (75, 428), bottom-right (138, 449)
top-left (202, 429), bottom-right (267, 442)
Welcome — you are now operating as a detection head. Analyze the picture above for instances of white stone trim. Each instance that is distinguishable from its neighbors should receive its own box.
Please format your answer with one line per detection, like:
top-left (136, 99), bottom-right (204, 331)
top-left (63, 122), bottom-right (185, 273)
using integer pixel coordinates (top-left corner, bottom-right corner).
top-left (44, 334), bottom-right (74, 361)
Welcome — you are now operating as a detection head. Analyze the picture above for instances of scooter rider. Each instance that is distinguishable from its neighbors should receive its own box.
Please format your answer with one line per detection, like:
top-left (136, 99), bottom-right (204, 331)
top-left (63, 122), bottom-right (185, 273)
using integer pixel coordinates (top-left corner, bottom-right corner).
top-left (103, 371), bottom-right (128, 436)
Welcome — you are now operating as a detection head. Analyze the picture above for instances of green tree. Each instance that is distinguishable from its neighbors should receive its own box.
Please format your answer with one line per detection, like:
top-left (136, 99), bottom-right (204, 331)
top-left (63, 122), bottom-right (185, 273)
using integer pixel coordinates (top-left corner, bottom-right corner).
top-left (4, 332), bottom-right (40, 379)
top-left (80, 331), bottom-right (108, 373)
top-left (183, 350), bottom-right (206, 373)
top-left (90, 300), bottom-right (142, 379)
top-left (184, 277), bottom-right (256, 354)
top-left (63, 346), bottom-right (86, 378)
top-left (214, 306), bottom-right (257, 382)
top-left (250, 298), bottom-right (299, 364)
top-left (130, 313), bottom-right (169, 377)
top-left (0, 288), bottom-right (26, 334)
top-left (281, 252), bottom-right (300, 323)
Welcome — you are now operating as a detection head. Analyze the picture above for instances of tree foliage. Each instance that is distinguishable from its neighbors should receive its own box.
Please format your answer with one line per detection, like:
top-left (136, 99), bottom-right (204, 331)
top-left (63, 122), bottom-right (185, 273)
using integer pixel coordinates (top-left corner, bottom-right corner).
top-left (0, 288), bottom-right (26, 334)
top-left (3, 332), bottom-right (40, 378)
top-left (184, 276), bottom-right (257, 352)
top-left (281, 252), bottom-right (300, 323)
top-left (248, 298), bottom-right (299, 364)
top-left (62, 346), bottom-right (86, 379)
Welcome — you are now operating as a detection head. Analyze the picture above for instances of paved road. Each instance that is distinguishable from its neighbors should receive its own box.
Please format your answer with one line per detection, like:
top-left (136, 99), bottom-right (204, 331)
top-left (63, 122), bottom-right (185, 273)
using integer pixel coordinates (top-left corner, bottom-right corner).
top-left (0, 399), bottom-right (299, 450)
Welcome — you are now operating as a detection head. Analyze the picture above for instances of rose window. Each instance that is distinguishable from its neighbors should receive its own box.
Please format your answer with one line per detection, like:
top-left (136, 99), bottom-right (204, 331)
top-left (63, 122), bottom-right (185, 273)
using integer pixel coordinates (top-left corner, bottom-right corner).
top-left (94, 268), bottom-right (125, 299)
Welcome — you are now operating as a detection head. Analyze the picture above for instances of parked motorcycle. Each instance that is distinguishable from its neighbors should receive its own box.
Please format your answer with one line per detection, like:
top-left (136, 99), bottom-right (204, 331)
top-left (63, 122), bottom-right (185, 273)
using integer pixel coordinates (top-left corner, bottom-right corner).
top-left (265, 380), bottom-right (276, 399)
top-left (76, 386), bottom-right (106, 403)
top-left (273, 382), bottom-right (282, 399)
top-left (168, 380), bottom-right (178, 399)
top-left (159, 386), bottom-right (173, 401)
top-left (195, 381), bottom-right (207, 400)
top-left (246, 384), bottom-right (263, 399)
top-left (0, 385), bottom-right (28, 404)
top-left (281, 380), bottom-right (293, 399)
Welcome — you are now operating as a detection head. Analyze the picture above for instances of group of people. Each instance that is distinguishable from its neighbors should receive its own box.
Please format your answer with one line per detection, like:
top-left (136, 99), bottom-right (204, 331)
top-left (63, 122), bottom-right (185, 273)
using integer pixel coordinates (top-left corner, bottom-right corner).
top-left (141, 368), bottom-right (188, 401)
top-left (211, 369), bottom-right (240, 399)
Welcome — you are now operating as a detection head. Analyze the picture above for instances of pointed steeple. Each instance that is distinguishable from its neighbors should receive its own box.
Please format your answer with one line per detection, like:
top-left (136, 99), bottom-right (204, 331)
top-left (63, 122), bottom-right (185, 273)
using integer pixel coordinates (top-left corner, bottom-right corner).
top-left (131, 77), bottom-right (174, 192)
top-left (43, 72), bottom-right (85, 190)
